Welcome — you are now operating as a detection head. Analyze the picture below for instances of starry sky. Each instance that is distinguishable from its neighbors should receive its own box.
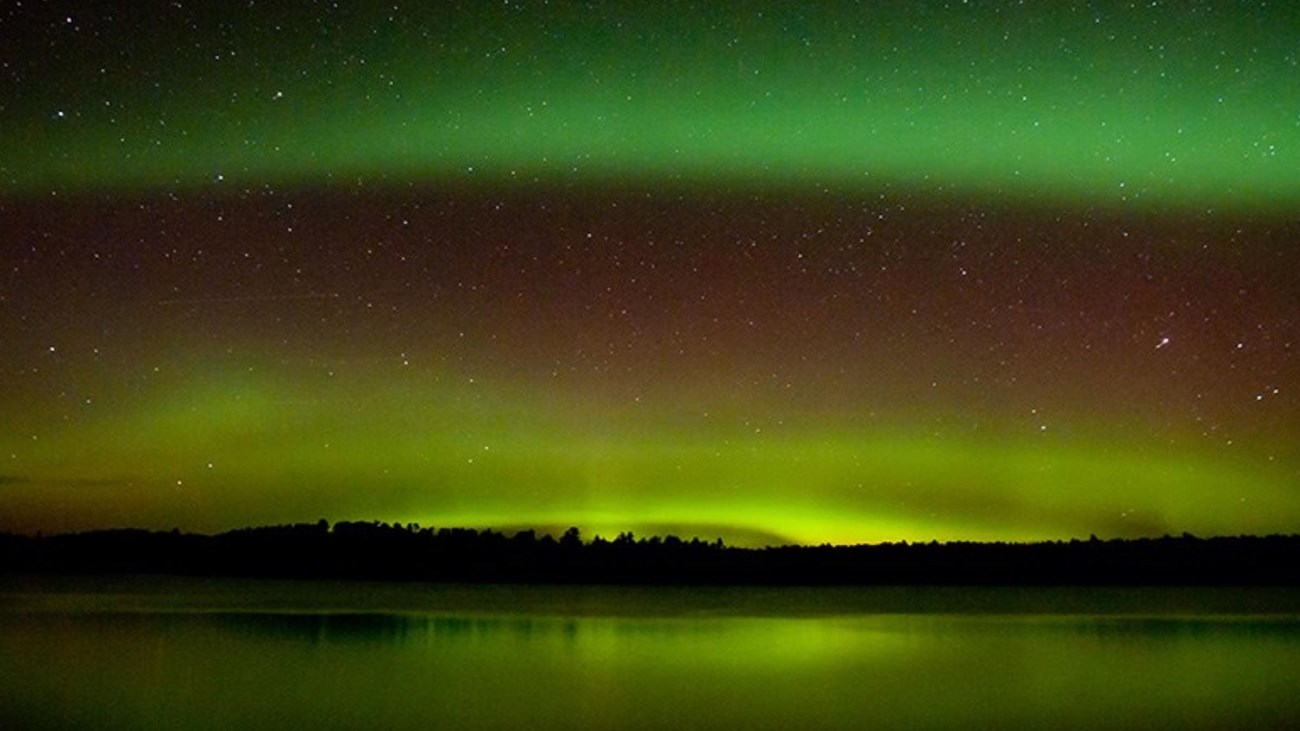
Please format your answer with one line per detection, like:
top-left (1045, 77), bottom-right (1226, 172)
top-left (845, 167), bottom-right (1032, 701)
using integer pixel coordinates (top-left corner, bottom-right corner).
top-left (1, 1), bottom-right (1297, 545)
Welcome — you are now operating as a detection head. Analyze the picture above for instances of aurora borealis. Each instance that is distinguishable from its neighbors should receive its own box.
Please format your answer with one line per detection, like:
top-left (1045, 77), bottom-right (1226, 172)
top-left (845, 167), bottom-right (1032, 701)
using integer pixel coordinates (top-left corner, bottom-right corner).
top-left (1, 1), bottom-right (1297, 545)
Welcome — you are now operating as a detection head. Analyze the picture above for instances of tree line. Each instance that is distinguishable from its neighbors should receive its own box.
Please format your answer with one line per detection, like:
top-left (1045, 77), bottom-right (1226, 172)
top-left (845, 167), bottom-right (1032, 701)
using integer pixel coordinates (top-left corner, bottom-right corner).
top-left (2, 521), bottom-right (1298, 585)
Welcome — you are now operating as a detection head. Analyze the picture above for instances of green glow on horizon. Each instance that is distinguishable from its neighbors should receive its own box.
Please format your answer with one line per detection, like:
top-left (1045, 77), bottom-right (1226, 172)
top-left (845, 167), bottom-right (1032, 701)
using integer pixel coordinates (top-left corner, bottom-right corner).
top-left (3, 368), bottom-right (1295, 545)
top-left (4, 2), bottom-right (1298, 210)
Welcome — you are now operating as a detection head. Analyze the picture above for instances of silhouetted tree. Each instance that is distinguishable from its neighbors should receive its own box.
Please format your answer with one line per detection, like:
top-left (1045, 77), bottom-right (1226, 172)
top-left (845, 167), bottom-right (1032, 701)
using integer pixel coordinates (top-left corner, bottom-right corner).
top-left (560, 526), bottom-right (582, 549)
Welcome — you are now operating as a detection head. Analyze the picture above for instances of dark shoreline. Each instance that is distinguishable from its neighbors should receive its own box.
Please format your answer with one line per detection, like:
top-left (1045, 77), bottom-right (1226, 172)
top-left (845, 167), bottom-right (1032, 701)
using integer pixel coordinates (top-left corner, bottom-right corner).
top-left (3, 523), bottom-right (1298, 586)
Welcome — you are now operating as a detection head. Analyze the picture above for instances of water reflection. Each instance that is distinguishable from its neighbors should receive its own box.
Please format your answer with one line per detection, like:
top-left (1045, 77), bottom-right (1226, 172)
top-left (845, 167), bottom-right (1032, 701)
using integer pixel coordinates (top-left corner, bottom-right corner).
top-left (1, 587), bottom-right (1298, 730)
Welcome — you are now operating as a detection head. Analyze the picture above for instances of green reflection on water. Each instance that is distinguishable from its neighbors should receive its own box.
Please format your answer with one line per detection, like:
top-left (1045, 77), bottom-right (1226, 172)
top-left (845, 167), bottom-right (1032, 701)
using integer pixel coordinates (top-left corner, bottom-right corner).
top-left (1, 583), bottom-right (1299, 730)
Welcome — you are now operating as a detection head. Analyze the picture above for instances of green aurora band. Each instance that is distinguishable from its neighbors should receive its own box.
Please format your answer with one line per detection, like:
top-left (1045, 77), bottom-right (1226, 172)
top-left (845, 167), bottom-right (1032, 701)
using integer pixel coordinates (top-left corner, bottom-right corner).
top-left (4, 2), bottom-right (1299, 210)
top-left (3, 363), bottom-right (1296, 545)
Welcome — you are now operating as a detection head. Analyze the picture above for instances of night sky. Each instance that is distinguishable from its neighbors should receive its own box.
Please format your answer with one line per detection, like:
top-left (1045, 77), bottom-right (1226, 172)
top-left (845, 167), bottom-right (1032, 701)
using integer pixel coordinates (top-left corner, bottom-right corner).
top-left (1, 1), bottom-right (1297, 545)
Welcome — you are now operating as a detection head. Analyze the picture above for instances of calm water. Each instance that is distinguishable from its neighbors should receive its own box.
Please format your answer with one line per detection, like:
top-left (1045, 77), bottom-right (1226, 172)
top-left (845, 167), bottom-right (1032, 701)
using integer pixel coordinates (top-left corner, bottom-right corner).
top-left (1, 578), bottom-right (1298, 730)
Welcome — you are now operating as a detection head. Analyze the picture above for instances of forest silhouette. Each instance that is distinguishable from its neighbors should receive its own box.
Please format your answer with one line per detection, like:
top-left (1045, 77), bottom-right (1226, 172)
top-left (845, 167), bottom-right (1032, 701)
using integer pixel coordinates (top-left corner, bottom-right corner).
top-left (2, 522), bottom-right (1298, 585)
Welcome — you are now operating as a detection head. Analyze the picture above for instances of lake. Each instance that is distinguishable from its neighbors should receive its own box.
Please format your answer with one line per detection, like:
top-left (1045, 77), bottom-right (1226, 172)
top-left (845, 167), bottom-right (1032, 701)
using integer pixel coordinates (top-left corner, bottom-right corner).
top-left (2, 577), bottom-right (1298, 730)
